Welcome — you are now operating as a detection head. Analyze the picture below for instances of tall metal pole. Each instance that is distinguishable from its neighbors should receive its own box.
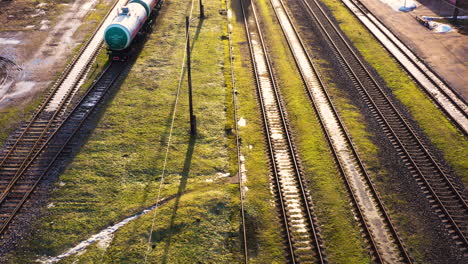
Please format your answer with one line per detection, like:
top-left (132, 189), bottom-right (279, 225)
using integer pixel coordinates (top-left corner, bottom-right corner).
top-left (186, 16), bottom-right (196, 136)
top-left (199, 0), bottom-right (205, 18)
top-left (452, 0), bottom-right (460, 24)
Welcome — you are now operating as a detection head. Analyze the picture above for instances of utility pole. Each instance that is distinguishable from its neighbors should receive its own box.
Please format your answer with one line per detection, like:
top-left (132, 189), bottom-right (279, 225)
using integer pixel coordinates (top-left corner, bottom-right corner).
top-left (452, 0), bottom-right (460, 24)
top-left (186, 16), bottom-right (196, 136)
top-left (199, 0), bottom-right (205, 18)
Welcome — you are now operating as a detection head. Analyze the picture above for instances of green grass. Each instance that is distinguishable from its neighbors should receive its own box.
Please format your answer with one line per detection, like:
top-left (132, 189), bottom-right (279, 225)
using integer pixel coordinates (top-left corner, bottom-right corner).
top-left (282, 0), bottom-right (463, 261)
top-left (0, 96), bottom-right (42, 144)
top-left (313, 60), bottom-right (429, 262)
top-left (251, 0), bottom-right (371, 262)
top-left (7, 0), bottom-right (245, 262)
top-left (225, 0), bottom-right (287, 262)
top-left (319, 0), bottom-right (467, 185)
top-left (57, 184), bottom-right (240, 263)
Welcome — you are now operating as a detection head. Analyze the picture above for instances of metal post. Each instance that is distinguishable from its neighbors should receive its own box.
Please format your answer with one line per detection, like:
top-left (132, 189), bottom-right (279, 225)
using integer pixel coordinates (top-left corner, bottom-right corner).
top-left (186, 16), bottom-right (196, 136)
top-left (199, 0), bottom-right (205, 18)
top-left (452, 0), bottom-right (460, 24)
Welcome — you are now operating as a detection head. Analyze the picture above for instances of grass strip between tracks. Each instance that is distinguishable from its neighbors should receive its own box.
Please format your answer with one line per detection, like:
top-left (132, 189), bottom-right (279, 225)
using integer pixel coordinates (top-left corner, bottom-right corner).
top-left (224, 0), bottom-right (289, 262)
top-left (254, 0), bottom-right (372, 262)
top-left (7, 0), bottom-right (246, 262)
top-left (284, 0), bottom-right (464, 261)
top-left (319, 0), bottom-right (467, 186)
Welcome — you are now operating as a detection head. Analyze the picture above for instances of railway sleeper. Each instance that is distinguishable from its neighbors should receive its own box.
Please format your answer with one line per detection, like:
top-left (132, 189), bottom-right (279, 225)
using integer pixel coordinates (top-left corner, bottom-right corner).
top-left (0, 202), bottom-right (21, 208)
top-left (6, 193), bottom-right (27, 199)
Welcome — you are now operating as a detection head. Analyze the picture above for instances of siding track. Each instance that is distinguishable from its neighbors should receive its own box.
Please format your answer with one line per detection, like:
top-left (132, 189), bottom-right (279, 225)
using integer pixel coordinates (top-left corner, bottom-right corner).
top-left (342, 0), bottom-right (468, 134)
top-left (291, 0), bottom-right (468, 251)
top-left (0, 62), bottom-right (125, 236)
top-left (0, 0), bottom-right (126, 237)
top-left (240, 0), bottom-right (325, 262)
top-left (268, 0), bottom-right (413, 262)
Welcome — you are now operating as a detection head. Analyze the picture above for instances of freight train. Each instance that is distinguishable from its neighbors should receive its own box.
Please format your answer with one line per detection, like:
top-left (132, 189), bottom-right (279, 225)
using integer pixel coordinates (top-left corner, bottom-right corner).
top-left (104, 0), bottom-right (162, 61)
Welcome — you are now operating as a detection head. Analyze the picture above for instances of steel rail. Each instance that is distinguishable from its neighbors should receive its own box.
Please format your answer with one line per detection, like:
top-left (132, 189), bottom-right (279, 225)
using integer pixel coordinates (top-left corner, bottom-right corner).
top-left (297, 0), bottom-right (468, 247)
top-left (241, 0), bottom-right (325, 262)
top-left (345, 0), bottom-right (467, 135)
top-left (225, 0), bottom-right (249, 261)
top-left (0, 62), bottom-right (123, 235)
top-left (239, 0), bottom-right (295, 261)
top-left (0, 61), bottom-right (110, 209)
top-left (0, 0), bottom-right (121, 169)
top-left (0, 44), bottom-right (103, 205)
top-left (271, 0), bottom-right (413, 261)
top-left (0, 0), bottom-right (122, 236)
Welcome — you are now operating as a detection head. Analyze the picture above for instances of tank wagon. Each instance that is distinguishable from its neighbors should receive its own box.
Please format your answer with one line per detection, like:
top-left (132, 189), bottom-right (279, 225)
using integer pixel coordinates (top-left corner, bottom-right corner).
top-left (104, 0), bottom-right (162, 61)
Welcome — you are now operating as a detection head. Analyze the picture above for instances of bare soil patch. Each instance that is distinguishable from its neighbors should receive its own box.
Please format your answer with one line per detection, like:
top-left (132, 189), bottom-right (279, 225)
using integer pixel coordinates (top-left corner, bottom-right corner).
top-left (358, 0), bottom-right (468, 99)
top-left (0, 0), bottom-right (106, 111)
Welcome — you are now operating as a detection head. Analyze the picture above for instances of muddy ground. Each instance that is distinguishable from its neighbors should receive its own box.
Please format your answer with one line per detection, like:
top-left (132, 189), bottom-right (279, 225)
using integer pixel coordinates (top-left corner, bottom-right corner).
top-left (0, 0), bottom-right (108, 112)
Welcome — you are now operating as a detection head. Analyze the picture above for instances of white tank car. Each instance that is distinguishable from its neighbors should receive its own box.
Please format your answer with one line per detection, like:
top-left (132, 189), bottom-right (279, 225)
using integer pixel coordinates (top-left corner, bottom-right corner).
top-left (104, 0), bottom-right (160, 51)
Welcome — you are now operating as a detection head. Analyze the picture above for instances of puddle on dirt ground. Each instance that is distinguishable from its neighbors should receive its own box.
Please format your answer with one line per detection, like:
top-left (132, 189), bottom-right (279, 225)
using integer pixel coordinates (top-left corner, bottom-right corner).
top-left (0, 81), bottom-right (37, 106)
top-left (417, 16), bottom-right (453, 32)
top-left (36, 200), bottom-right (167, 264)
top-left (376, 0), bottom-right (417, 11)
top-left (431, 22), bottom-right (452, 32)
top-left (0, 0), bottom-right (101, 109)
top-left (0, 38), bottom-right (21, 45)
top-left (0, 56), bottom-right (23, 99)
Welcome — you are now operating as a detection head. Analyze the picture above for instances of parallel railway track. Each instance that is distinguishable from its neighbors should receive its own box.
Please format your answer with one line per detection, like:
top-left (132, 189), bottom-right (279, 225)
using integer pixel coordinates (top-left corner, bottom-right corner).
top-left (0, 0), bottom-right (126, 237)
top-left (291, 0), bottom-right (468, 250)
top-left (0, 62), bottom-right (124, 235)
top-left (241, 0), bottom-right (325, 262)
top-left (224, 0), bottom-right (249, 260)
top-left (342, 0), bottom-right (468, 134)
top-left (268, 0), bottom-right (413, 261)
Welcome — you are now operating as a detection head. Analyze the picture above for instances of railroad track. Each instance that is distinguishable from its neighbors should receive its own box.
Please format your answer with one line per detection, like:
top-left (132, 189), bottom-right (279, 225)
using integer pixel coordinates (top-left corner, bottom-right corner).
top-left (240, 0), bottom-right (325, 262)
top-left (292, 0), bottom-right (468, 250)
top-left (0, 0), bottom-right (126, 237)
top-left (342, 0), bottom-right (468, 134)
top-left (268, 0), bottom-right (413, 262)
top-left (0, 62), bottom-right (124, 235)
top-left (224, 1), bottom-right (249, 262)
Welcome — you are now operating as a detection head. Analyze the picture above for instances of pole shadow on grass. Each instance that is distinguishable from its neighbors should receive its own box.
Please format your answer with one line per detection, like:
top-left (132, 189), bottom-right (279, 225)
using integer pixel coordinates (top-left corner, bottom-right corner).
top-left (148, 135), bottom-right (195, 263)
top-left (190, 16), bottom-right (205, 52)
top-left (138, 15), bottom-right (202, 216)
top-left (21, 5), bottom-right (172, 255)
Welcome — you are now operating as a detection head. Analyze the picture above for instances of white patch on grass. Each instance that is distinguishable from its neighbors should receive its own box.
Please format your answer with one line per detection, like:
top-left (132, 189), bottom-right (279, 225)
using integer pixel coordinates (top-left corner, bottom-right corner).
top-left (239, 155), bottom-right (247, 184)
top-left (36, 200), bottom-right (166, 263)
top-left (238, 117), bottom-right (246, 127)
top-left (97, 234), bottom-right (113, 249)
top-left (216, 172), bottom-right (230, 178)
